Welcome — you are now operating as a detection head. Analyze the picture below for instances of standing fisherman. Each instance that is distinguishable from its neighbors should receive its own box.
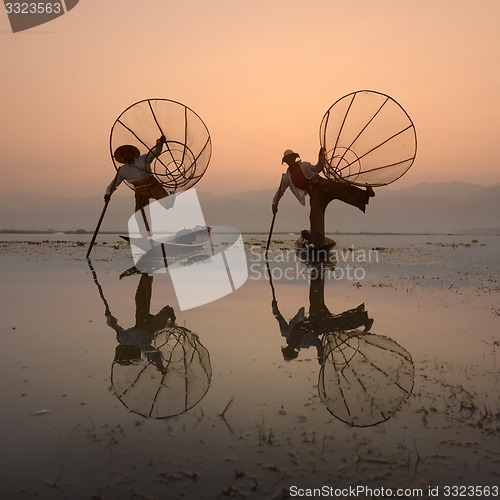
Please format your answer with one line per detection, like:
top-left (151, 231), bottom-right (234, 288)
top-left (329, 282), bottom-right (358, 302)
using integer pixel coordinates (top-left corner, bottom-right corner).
top-left (272, 147), bottom-right (375, 249)
top-left (104, 135), bottom-right (169, 213)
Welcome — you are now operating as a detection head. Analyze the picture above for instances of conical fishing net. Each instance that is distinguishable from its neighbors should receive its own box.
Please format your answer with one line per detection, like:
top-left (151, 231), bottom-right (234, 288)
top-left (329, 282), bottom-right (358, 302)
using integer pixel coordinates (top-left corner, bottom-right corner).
top-left (110, 99), bottom-right (211, 193)
top-left (111, 325), bottom-right (212, 419)
top-left (318, 331), bottom-right (414, 427)
top-left (319, 90), bottom-right (417, 186)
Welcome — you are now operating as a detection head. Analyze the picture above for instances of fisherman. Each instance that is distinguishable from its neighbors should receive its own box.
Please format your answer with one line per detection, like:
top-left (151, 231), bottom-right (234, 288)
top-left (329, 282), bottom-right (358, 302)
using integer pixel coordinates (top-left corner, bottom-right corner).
top-left (104, 273), bottom-right (176, 371)
top-left (271, 265), bottom-right (373, 362)
top-left (104, 135), bottom-right (169, 213)
top-left (272, 148), bottom-right (375, 248)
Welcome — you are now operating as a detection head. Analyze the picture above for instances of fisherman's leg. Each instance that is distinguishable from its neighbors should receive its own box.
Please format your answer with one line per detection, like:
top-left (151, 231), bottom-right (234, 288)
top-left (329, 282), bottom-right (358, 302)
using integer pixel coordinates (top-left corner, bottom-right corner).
top-left (149, 182), bottom-right (177, 211)
top-left (134, 190), bottom-right (149, 214)
top-left (329, 305), bottom-right (371, 331)
top-left (135, 190), bottom-right (152, 236)
top-left (135, 273), bottom-right (153, 327)
top-left (309, 186), bottom-right (330, 246)
top-left (312, 302), bottom-right (372, 332)
top-left (150, 183), bottom-right (168, 201)
top-left (309, 267), bottom-right (331, 319)
top-left (317, 178), bottom-right (371, 212)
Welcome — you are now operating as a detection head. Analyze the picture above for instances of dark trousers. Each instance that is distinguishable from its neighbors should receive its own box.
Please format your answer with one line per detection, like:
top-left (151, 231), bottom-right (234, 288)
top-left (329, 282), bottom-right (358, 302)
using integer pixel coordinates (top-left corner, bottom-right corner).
top-left (135, 274), bottom-right (153, 327)
top-left (133, 180), bottom-right (168, 235)
top-left (134, 180), bottom-right (168, 213)
top-left (309, 177), bottom-right (369, 245)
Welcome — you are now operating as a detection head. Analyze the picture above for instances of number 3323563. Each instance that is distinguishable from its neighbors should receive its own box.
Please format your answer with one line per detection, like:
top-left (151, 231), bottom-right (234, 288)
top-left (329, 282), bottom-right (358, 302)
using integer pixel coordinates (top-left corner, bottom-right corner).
top-left (5, 3), bottom-right (62, 14)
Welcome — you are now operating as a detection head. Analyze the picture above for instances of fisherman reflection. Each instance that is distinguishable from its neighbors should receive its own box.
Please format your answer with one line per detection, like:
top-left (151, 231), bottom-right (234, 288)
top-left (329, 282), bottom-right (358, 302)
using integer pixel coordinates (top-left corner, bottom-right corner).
top-left (269, 262), bottom-right (414, 427)
top-left (272, 264), bottom-right (373, 362)
top-left (88, 261), bottom-right (212, 419)
top-left (104, 273), bottom-right (176, 372)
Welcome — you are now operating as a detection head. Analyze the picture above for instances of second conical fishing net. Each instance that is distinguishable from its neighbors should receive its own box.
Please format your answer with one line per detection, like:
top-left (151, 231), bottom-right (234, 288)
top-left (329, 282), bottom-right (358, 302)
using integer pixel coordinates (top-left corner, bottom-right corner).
top-left (319, 90), bottom-right (417, 186)
top-left (318, 331), bottom-right (414, 427)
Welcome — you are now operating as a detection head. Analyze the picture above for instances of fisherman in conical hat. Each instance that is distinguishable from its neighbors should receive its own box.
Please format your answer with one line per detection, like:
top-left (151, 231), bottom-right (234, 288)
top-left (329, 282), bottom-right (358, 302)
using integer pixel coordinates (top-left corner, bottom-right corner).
top-left (272, 147), bottom-right (375, 248)
top-left (104, 135), bottom-right (168, 213)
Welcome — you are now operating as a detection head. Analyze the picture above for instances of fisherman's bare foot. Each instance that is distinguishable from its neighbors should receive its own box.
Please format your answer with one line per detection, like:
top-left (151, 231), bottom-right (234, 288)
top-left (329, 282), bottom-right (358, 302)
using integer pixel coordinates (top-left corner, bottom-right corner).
top-left (365, 185), bottom-right (375, 197)
top-left (363, 318), bottom-right (374, 332)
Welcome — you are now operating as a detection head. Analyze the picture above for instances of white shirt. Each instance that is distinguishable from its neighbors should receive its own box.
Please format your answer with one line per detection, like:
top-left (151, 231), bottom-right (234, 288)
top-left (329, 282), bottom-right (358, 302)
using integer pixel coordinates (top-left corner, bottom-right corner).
top-left (105, 145), bottom-right (162, 196)
top-left (273, 161), bottom-right (323, 206)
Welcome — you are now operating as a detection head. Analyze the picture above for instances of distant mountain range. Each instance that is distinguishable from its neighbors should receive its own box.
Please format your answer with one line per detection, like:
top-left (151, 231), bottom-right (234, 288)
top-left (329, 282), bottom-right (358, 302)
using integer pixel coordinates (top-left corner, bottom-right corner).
top-left (1, 182), bottom-right (499, 234)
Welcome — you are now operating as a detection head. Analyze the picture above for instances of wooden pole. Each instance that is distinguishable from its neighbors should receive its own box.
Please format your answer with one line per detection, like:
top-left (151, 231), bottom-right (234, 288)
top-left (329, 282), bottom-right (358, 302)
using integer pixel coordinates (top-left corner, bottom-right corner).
top-left (265, 174), bottom-right (283, 260)
top-left (264, 211), bottom-right (276, 260)
top-left (86, 199), bottom-right (110, 259)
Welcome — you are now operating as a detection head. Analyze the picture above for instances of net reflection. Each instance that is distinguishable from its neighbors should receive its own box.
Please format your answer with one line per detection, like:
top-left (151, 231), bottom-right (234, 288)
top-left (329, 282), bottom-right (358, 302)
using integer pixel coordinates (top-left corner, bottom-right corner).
top-left (111, 324), bottom-right (211, 419)
top-left (88, 260), bottom-right (212, 419)
top-left (268, 262), bottom-right (414, 427)
top-left (319, 329), bottom-right (414, 427)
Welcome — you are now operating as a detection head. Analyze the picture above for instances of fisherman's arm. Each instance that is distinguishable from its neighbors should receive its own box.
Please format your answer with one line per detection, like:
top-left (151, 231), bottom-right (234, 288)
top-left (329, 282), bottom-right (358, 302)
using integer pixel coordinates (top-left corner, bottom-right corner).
top-left (272, 299), bottom-right (289, 335)
top-left (310, 147), bottom-right (327, 174)
top-left (145, 135), bottom-right (166, 165)
top-left (105, 310), bottom-right (124, 333)
top-left (104, 172), bottom-right (123, 201)
top-left (272, 173), bottom-right (288, 213)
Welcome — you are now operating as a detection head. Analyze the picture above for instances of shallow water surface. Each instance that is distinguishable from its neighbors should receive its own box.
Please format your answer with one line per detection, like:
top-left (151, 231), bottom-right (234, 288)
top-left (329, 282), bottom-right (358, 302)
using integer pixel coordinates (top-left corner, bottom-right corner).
top-left (0, 234), bottom-right (499, 498)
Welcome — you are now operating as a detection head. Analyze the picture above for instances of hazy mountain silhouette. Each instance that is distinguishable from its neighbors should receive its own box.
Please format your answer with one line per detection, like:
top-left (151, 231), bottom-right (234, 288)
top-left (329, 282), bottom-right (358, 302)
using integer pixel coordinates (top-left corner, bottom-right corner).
top-left (1, 182), bottom-right (499, 234)
top-left (202, 182), bottom-right (500, 234)
top-left (384, 181), bottom-right (485, 199)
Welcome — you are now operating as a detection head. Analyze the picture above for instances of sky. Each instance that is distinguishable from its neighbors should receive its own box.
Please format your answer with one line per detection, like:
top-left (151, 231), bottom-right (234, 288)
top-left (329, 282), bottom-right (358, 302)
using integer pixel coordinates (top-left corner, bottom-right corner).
top-left (1, 0), bottom-right (499, 198)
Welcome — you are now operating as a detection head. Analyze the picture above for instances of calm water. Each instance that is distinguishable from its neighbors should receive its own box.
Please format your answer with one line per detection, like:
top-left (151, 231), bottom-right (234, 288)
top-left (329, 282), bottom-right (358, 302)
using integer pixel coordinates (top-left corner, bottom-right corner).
top-left (0, 234), bottom-right (499, 498)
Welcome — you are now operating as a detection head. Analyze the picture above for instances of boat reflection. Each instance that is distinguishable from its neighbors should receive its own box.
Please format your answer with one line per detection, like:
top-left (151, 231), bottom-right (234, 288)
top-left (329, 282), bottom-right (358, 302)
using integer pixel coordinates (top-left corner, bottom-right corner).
top-left (269, 262), bottom-right (414, 427)
top-left (88, 260), bottom-right (212, 419)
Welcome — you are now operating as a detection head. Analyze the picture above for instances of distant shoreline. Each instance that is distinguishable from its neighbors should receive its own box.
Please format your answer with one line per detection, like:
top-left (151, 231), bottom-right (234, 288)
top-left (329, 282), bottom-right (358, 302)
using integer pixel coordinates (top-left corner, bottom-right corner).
top-left (1, 229), bottom-right (499, 236)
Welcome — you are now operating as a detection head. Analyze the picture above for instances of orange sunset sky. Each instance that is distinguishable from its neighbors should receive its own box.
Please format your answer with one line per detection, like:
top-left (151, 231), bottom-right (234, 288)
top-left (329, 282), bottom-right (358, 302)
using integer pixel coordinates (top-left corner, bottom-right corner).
top-left (1, 0), bottom-right (499, 198)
